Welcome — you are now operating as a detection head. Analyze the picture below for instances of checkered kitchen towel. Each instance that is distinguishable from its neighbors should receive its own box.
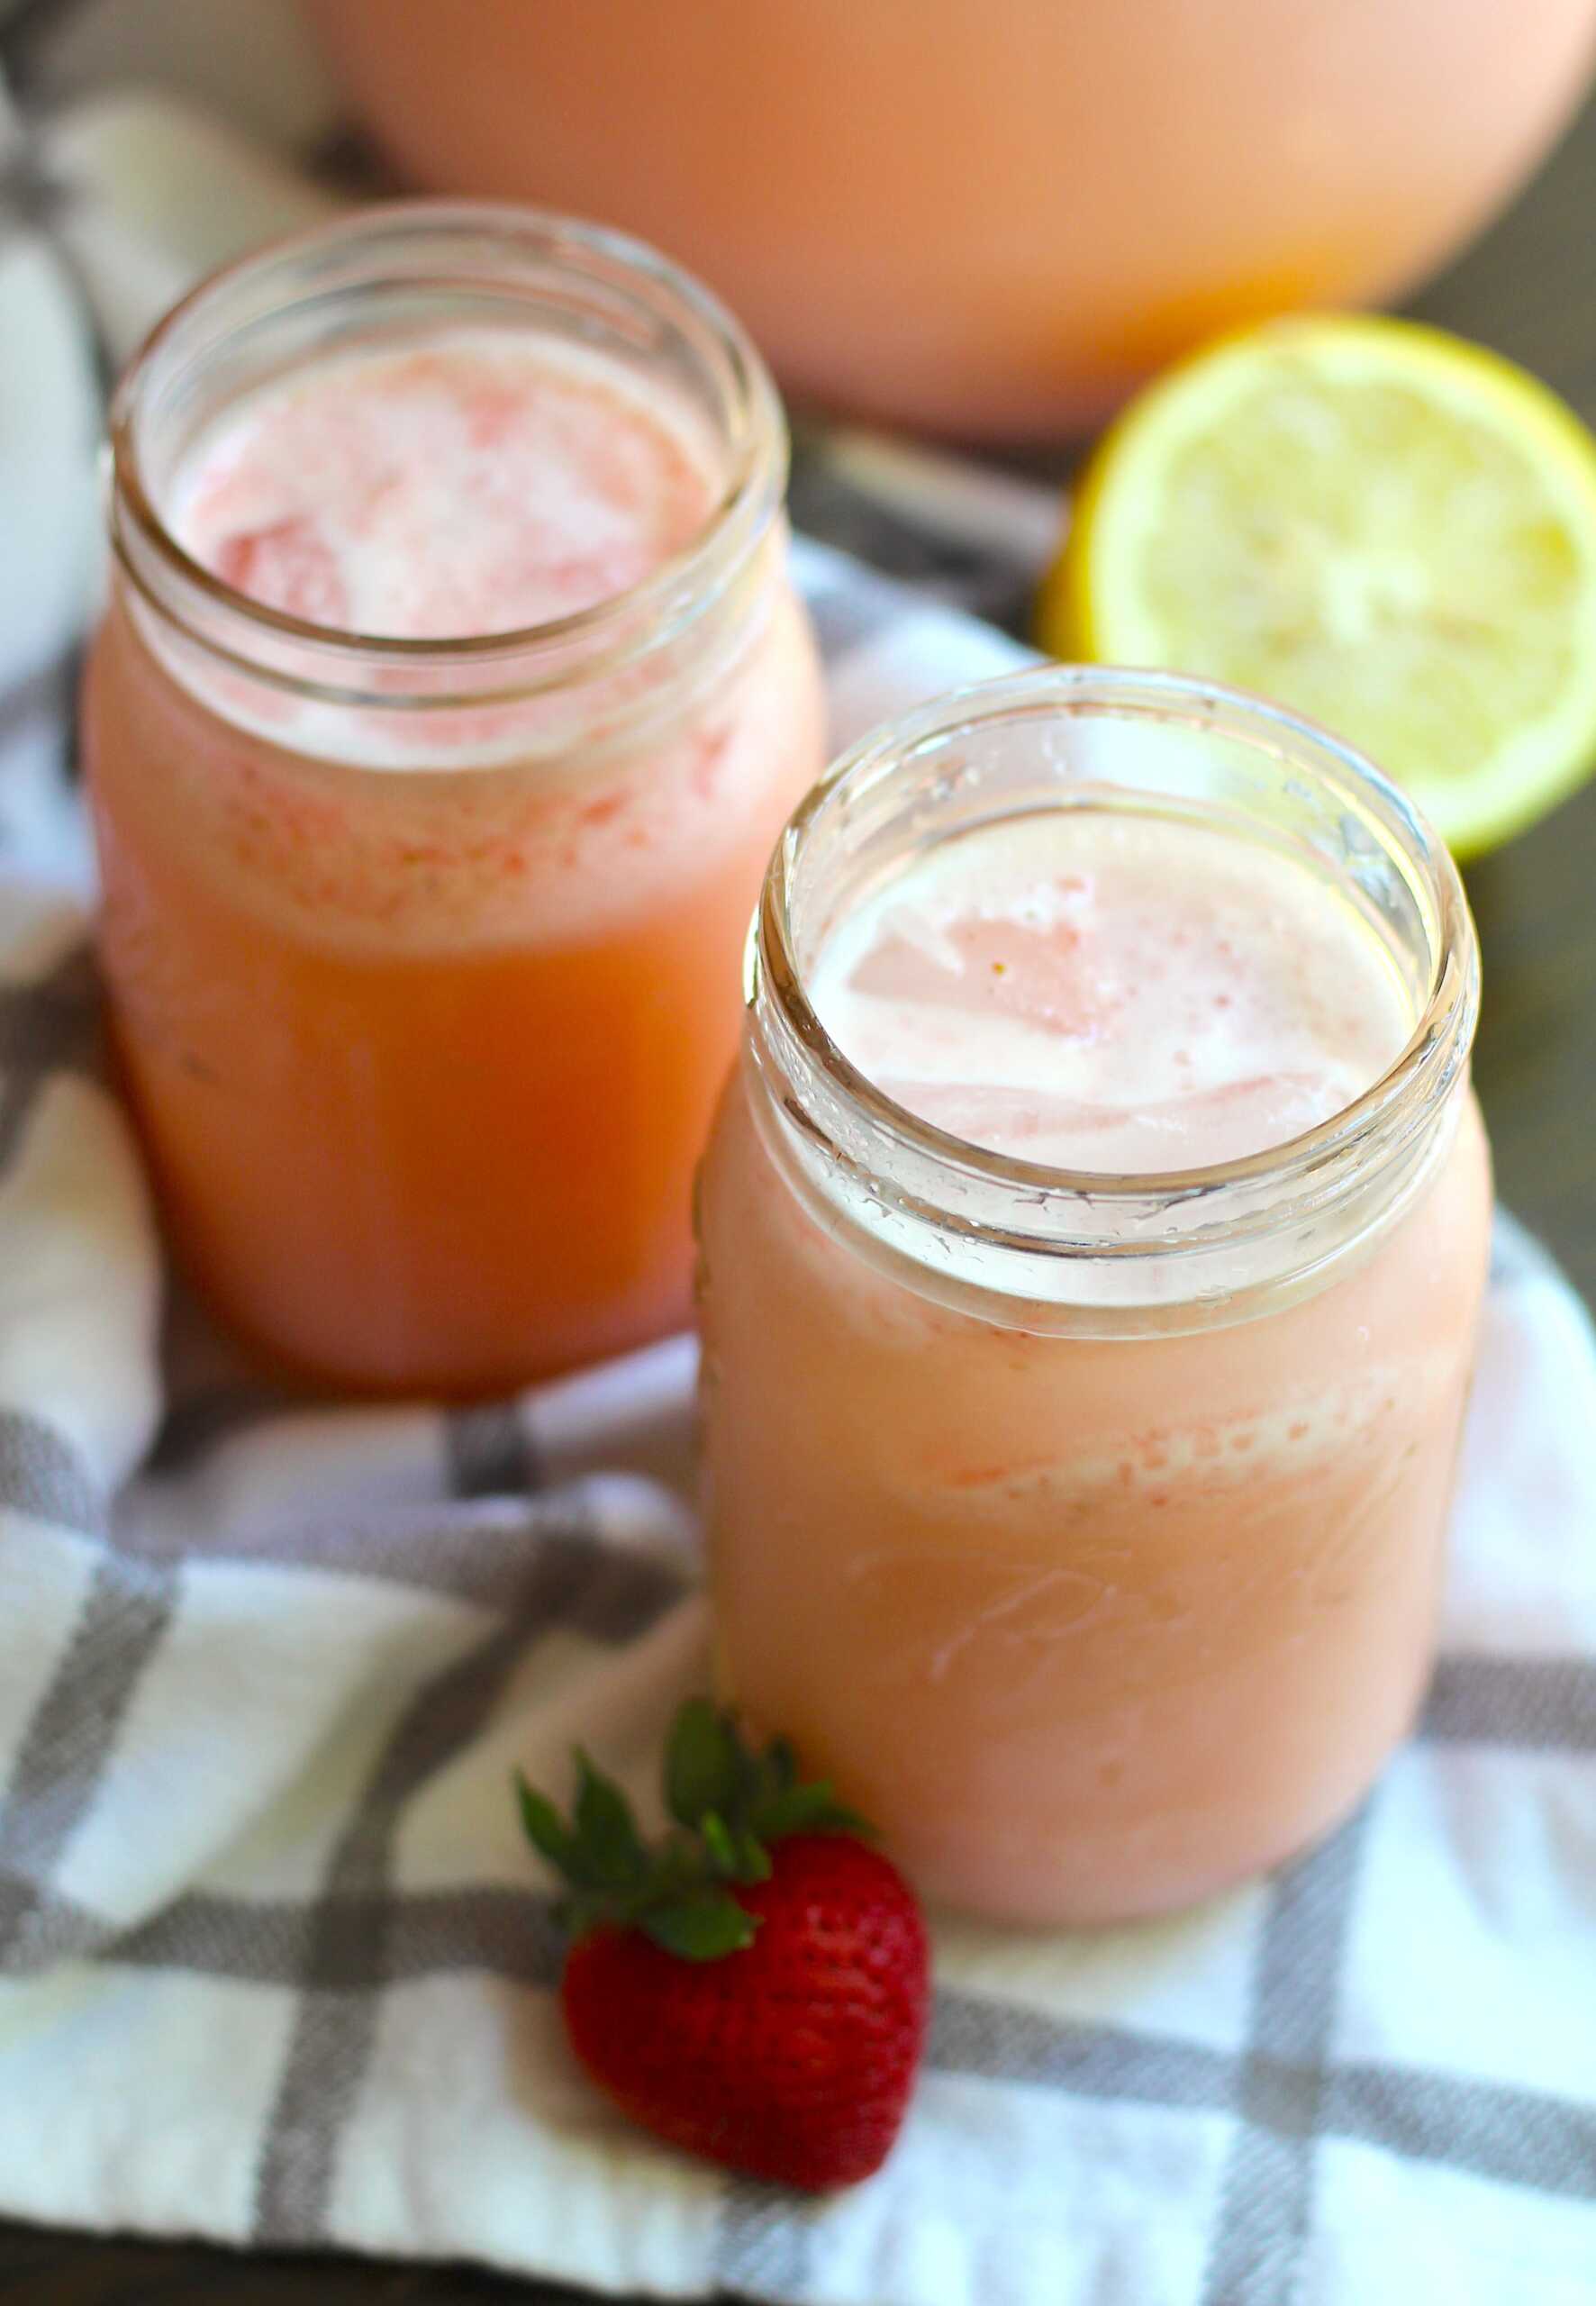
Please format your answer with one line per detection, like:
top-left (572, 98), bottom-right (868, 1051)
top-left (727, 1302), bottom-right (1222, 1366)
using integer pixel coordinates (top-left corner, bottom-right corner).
top-left (3, 32), bottom-right (1596, 2306)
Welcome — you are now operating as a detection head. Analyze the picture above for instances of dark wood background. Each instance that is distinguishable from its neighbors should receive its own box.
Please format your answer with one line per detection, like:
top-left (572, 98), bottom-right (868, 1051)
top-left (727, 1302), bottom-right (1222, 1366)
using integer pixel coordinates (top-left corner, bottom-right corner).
top-left (5, 82), bottom-right (1596, 2306)
top-left (1413, 104), bottom-right (1596, 1311)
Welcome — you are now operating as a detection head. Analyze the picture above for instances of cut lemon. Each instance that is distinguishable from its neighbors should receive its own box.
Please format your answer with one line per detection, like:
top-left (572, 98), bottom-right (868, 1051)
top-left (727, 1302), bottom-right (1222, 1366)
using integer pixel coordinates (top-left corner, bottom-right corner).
top-left (1042, 314), bottom-right (1596, 856)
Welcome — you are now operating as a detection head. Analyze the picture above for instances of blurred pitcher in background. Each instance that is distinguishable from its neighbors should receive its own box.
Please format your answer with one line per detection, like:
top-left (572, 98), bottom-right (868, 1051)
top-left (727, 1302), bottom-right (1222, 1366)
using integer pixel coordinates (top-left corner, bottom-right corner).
top-left (305, 0), bottom-right (1596, 439)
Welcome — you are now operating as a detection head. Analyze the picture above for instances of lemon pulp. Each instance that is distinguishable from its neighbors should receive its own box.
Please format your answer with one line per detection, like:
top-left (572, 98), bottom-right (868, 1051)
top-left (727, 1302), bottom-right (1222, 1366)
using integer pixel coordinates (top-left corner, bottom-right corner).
top-left (1046, 317), bottom-right (1596, 855)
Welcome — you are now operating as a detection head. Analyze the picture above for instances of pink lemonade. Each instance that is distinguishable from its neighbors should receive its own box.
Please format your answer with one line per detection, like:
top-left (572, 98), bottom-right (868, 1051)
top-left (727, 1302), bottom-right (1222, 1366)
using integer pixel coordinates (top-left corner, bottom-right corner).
top-left (307, 0), bottom-right (1596, 439)
top-left (169, 335), bottom-right (718, 643)
top-left (699, 676), bottom-right (1490, 1925)
top-left (86, 207), bottom-right (823, 1394)
top-left (809, 814), bottom-right (1414, 1174)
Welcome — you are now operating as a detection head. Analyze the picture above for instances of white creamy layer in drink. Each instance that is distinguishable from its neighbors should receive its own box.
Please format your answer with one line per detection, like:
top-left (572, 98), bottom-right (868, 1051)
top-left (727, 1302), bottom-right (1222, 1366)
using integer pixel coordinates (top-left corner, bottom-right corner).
top-left (809, 812), bottom-right (1416, 1173)
top-left (170, 331), bottom-right (716, 640)
top-left (116, 329), bottom-right (819, 950)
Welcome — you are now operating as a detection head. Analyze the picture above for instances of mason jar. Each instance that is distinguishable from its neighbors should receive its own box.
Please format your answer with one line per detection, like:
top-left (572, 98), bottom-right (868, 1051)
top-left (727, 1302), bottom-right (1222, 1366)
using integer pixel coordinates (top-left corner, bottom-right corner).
top-left (698, 669), bottom-right (1490, 1926)
top-left (85, 202), bottom-right (823, 1396)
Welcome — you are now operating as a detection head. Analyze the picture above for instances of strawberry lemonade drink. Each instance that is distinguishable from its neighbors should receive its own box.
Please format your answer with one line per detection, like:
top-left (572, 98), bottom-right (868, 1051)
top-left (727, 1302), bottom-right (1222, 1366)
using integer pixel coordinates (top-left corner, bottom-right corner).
top-left (85, 204), bottom-right (822, 1394)
top-left (698, 670), bottom-right (1490, 1924)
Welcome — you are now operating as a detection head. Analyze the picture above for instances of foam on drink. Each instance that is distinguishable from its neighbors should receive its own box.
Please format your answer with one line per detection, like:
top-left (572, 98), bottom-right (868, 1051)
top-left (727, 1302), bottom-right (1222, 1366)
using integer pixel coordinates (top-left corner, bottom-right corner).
top-left (170, 332), bottom-right (718, 640)
top-left (809, 813), bottom-right (1415, 1174)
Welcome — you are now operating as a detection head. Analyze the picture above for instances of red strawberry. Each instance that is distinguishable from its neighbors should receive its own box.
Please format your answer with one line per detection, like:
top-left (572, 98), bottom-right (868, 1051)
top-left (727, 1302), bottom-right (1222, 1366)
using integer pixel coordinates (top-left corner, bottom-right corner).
top-left (515, 1703), bottom-right (929, 2190)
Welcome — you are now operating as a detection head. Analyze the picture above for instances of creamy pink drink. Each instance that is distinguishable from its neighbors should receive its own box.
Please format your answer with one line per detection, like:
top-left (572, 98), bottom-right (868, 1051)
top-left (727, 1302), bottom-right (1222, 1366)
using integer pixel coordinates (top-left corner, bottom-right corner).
top-left (699, 673), bottom-right (1490, 1925)
top-left (811, 814), bottom-right (1414, 1173)
top-left (170, 334), bottom-right (719, 642)
top-left (86, 206), bottom-right (824, 1394)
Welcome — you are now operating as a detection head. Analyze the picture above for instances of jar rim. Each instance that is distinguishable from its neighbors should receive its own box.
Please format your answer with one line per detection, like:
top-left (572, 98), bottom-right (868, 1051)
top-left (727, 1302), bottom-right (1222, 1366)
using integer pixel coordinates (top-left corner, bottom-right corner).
top-left (108, 198), bottom-right (787, 691)
top-left (749, 666), bottom-right (1479, 1296)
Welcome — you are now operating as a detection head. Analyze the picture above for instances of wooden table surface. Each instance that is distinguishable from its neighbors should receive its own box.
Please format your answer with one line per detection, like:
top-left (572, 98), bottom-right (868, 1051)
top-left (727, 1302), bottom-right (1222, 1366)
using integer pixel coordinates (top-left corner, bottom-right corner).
top-left (6, 86), bottom-right (1596, 2306)
top-left (1410, 106), bottom-right (1596, 1313)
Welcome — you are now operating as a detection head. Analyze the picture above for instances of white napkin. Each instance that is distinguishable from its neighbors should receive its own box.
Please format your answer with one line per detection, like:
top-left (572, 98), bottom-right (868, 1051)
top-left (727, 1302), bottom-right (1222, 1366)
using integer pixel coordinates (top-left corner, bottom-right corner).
top-left (1, 67), bottom-right (1593, 2306)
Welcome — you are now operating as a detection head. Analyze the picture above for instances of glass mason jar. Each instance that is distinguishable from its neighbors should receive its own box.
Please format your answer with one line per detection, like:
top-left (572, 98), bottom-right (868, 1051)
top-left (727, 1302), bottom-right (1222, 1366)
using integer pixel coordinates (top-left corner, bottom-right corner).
top-left (84, 203), bottom-right (824, 1397)
top-left (698, 669), bottom-right (1491, 1927)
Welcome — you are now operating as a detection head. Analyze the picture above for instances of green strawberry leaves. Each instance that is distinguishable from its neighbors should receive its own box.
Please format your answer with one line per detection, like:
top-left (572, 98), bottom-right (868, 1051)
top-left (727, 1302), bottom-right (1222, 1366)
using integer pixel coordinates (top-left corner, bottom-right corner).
top-left (515, 1777), bottom-right (574, 1872)
top-left (699, 1810), bottom-right (739, 1875)
top-left (639, 1888), bottom-right (757, 1961)
top-left (665, 1698), bottom-right (743, 1828)
top-left (573, 1750), bottom-right (650, 1890)
top-left (753, 1781), bottom-right (873, 1840)
top-left (514, 1701), bottom-right (875, 1961)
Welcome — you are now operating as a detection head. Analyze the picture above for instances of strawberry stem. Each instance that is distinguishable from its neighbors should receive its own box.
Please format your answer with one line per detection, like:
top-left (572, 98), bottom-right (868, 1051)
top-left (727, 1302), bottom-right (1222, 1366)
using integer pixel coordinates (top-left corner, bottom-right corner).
top-left (513, 1701), bottom-right (874, 1961)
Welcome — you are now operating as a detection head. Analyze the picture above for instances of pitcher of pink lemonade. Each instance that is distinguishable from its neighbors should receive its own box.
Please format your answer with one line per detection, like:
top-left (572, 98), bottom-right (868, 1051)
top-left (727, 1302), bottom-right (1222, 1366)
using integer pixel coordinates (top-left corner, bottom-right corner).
top-left (84, 203), bottom-right (824, 1397)
top-left (304, 0), bottom-right (1596, 437)
top-left (697, 669), bottom-right (1490, 1926)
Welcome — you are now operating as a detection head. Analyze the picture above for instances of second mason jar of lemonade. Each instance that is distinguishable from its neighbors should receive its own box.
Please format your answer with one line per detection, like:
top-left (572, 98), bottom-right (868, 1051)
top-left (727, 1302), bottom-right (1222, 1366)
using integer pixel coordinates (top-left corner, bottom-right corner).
top-left (698, 670), bottom-right (1490, 1926)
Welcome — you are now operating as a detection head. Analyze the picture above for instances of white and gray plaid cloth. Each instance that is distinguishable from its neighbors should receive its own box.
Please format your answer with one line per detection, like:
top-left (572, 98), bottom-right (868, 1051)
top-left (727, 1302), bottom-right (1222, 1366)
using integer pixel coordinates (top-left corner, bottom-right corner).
top-left (1, 23), bottom-right (1595, 2305)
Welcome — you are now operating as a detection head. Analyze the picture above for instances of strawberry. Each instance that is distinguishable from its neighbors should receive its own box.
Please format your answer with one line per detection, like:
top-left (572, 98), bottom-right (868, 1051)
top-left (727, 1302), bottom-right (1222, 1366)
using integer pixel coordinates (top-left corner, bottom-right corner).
top-left (515, 1702), bottom-right (929, 2190)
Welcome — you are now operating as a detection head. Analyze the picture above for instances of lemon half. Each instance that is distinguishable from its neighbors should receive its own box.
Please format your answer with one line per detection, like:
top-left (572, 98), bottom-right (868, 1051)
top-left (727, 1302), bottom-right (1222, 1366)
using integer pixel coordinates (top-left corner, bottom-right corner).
top-left (1043, 315), bottom-right (1596, 856)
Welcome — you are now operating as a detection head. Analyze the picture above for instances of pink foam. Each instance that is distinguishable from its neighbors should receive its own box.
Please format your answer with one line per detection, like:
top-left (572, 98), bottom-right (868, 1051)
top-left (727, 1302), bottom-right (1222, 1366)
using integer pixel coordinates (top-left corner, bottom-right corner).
top-left (171, 335), bottom-right (718, 640)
